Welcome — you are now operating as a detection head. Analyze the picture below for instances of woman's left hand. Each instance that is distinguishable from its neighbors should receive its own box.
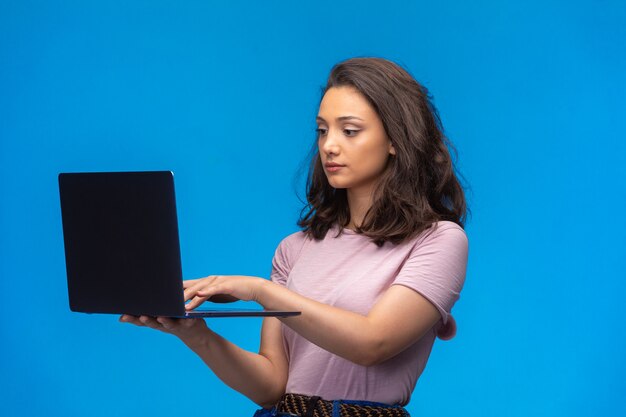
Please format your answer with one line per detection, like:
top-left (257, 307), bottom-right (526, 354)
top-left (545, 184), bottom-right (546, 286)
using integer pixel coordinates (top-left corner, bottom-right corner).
top-left (119, 314), bottom-right (211, 345)
top-left (183, 275), bottom-right (266, 311)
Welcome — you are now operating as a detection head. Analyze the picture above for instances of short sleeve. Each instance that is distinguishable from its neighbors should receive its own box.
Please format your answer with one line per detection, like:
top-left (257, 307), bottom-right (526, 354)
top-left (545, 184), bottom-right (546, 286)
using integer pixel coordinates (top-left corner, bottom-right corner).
top-left (392, 222), bottom-right (469, 338)
top-left (270, 231), bottom-right (306, 287)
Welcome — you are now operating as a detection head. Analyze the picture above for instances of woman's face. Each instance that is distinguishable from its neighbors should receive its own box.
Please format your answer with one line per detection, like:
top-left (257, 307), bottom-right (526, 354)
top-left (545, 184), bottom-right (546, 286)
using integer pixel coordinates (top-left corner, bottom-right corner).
top-left (316, 86), bottom-right (395, 193)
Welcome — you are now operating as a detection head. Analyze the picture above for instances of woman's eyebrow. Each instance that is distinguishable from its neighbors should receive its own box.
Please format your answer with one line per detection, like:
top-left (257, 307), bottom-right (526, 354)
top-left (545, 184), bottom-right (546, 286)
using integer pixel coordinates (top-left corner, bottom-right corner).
top-left (316, 115), bottom-right (365, 122)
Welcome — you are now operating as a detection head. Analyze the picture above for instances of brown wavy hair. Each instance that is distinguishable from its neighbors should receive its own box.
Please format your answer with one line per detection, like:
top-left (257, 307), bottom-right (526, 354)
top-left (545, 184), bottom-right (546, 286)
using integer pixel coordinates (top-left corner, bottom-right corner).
top-left (297, 57), bottom-right (469, 247)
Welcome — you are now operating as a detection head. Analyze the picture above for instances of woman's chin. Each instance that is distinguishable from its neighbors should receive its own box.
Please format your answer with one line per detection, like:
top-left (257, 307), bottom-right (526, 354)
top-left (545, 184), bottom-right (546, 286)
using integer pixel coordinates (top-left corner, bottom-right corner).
top-left (325, 176), bottom-right (351, 189)
top-left (328, 181), bottom-right (349, 190)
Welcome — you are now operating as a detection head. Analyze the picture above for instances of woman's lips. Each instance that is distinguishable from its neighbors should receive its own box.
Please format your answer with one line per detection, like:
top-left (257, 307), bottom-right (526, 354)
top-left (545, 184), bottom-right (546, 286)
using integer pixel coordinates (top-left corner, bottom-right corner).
top-left (325, 164), bottom-right (345, 173)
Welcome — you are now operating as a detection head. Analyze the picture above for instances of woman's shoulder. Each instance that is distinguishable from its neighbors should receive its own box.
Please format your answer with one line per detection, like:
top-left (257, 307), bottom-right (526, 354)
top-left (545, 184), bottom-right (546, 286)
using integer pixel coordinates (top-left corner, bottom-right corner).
top-left (409, 220), bottom-right (468, 249)
top-left (430, 220), bottom-right (467, 235)
top-left (273, 229), bottom-right (309, 258)
top-left (279, 229), bottom-right (308, 246)
top-left (270, 230), bottom-right (309, 280)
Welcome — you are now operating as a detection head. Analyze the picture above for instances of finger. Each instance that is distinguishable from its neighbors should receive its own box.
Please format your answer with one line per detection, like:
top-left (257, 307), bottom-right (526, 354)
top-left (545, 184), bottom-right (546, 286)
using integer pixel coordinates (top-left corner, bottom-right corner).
top-left (156, 316), bottom-right (178, 330)
top-left (182, 278), bottom-right (201, 289)
top-left (185, 294), bottom-right (209, 310)
top-left (197, 284), bottom-right (232, 300)
top-left (184, 276), bottom-right (218, 301)
top-left (120, 315), bottom-right (145, 327)
top-left (139, 315), bottom-right (164, 330)
top-left (184, 275), bottom-right (221, 301)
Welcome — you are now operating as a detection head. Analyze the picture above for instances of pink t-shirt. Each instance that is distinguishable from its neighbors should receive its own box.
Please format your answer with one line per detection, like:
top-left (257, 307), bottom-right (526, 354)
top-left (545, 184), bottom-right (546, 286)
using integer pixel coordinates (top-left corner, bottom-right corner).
top-left (270, 221), bottom-right (469, 406)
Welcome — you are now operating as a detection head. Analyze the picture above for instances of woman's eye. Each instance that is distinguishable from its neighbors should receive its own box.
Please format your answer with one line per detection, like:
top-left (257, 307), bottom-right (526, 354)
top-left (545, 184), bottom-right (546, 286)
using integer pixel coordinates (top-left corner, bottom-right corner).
top-left (344, 129), bottom-right (359, 137)
top-left (315, 128), bottom-right (327, 136)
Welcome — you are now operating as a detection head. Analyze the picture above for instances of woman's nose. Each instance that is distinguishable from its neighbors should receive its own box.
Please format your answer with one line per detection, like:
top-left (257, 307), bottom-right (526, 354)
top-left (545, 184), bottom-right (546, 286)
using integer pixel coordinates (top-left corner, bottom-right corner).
top-left (321, 129), bottom-right (340, 155)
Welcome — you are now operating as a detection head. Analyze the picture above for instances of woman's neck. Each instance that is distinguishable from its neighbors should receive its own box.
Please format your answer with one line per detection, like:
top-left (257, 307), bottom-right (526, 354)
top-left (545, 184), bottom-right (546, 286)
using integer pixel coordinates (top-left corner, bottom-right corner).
top-left (346, 186), bottom-right (375, 230)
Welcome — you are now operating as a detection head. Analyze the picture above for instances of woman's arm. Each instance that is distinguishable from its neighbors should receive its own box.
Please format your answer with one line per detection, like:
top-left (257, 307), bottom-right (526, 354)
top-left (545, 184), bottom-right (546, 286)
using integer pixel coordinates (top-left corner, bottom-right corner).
top-left (268, 282), bottom-right (441, 366)
top-left (186, 277), bottom-right (441, 367)
top-left (119, 314), bottom-right (287, 408)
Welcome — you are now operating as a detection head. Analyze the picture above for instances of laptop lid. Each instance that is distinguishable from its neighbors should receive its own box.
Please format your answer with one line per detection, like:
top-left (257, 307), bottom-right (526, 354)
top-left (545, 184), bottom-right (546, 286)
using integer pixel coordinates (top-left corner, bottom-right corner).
top-left (58, 171), bottom-right (299, 318)
top-left (59, 171), bottom-right (187, 316)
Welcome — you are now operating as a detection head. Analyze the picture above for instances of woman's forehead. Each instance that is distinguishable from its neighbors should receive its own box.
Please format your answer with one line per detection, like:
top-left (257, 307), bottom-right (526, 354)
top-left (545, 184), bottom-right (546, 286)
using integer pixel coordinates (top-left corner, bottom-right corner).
top-left (318, 86), bottom-right (377, 121)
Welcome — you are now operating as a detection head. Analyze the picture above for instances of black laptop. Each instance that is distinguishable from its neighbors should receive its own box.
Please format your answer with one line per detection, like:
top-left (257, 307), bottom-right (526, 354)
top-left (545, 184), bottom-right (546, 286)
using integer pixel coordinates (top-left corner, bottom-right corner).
top-left (58, 171), bottom-right (300, 318)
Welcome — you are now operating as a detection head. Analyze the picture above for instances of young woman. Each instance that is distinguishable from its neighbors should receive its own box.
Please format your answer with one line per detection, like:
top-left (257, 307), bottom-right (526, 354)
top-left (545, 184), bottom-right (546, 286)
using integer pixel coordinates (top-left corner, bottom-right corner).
top-left (120, 57), bottom-right (469, 417)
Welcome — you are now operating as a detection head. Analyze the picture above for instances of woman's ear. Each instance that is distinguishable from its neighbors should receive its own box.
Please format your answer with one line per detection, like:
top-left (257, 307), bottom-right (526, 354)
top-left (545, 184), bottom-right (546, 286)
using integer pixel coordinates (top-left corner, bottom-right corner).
top-left (389, 144), bottom-right (396, 155)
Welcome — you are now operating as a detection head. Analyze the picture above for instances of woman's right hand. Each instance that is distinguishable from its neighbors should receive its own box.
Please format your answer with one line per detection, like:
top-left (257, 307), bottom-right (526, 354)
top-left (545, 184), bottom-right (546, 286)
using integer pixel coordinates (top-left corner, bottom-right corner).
top-left (119, 314), bottom-right (211, 346)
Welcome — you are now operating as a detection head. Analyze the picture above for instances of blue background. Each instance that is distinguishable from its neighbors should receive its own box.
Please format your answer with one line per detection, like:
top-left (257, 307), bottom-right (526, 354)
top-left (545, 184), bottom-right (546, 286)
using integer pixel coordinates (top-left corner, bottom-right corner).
top-left (1, 1), bottom-right (624, 416)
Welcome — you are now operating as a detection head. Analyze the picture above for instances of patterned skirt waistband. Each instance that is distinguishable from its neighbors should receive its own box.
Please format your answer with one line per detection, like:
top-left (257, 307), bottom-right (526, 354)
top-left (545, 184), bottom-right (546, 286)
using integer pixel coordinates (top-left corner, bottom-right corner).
top-left (276, 393), bottom-right (410, 417)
